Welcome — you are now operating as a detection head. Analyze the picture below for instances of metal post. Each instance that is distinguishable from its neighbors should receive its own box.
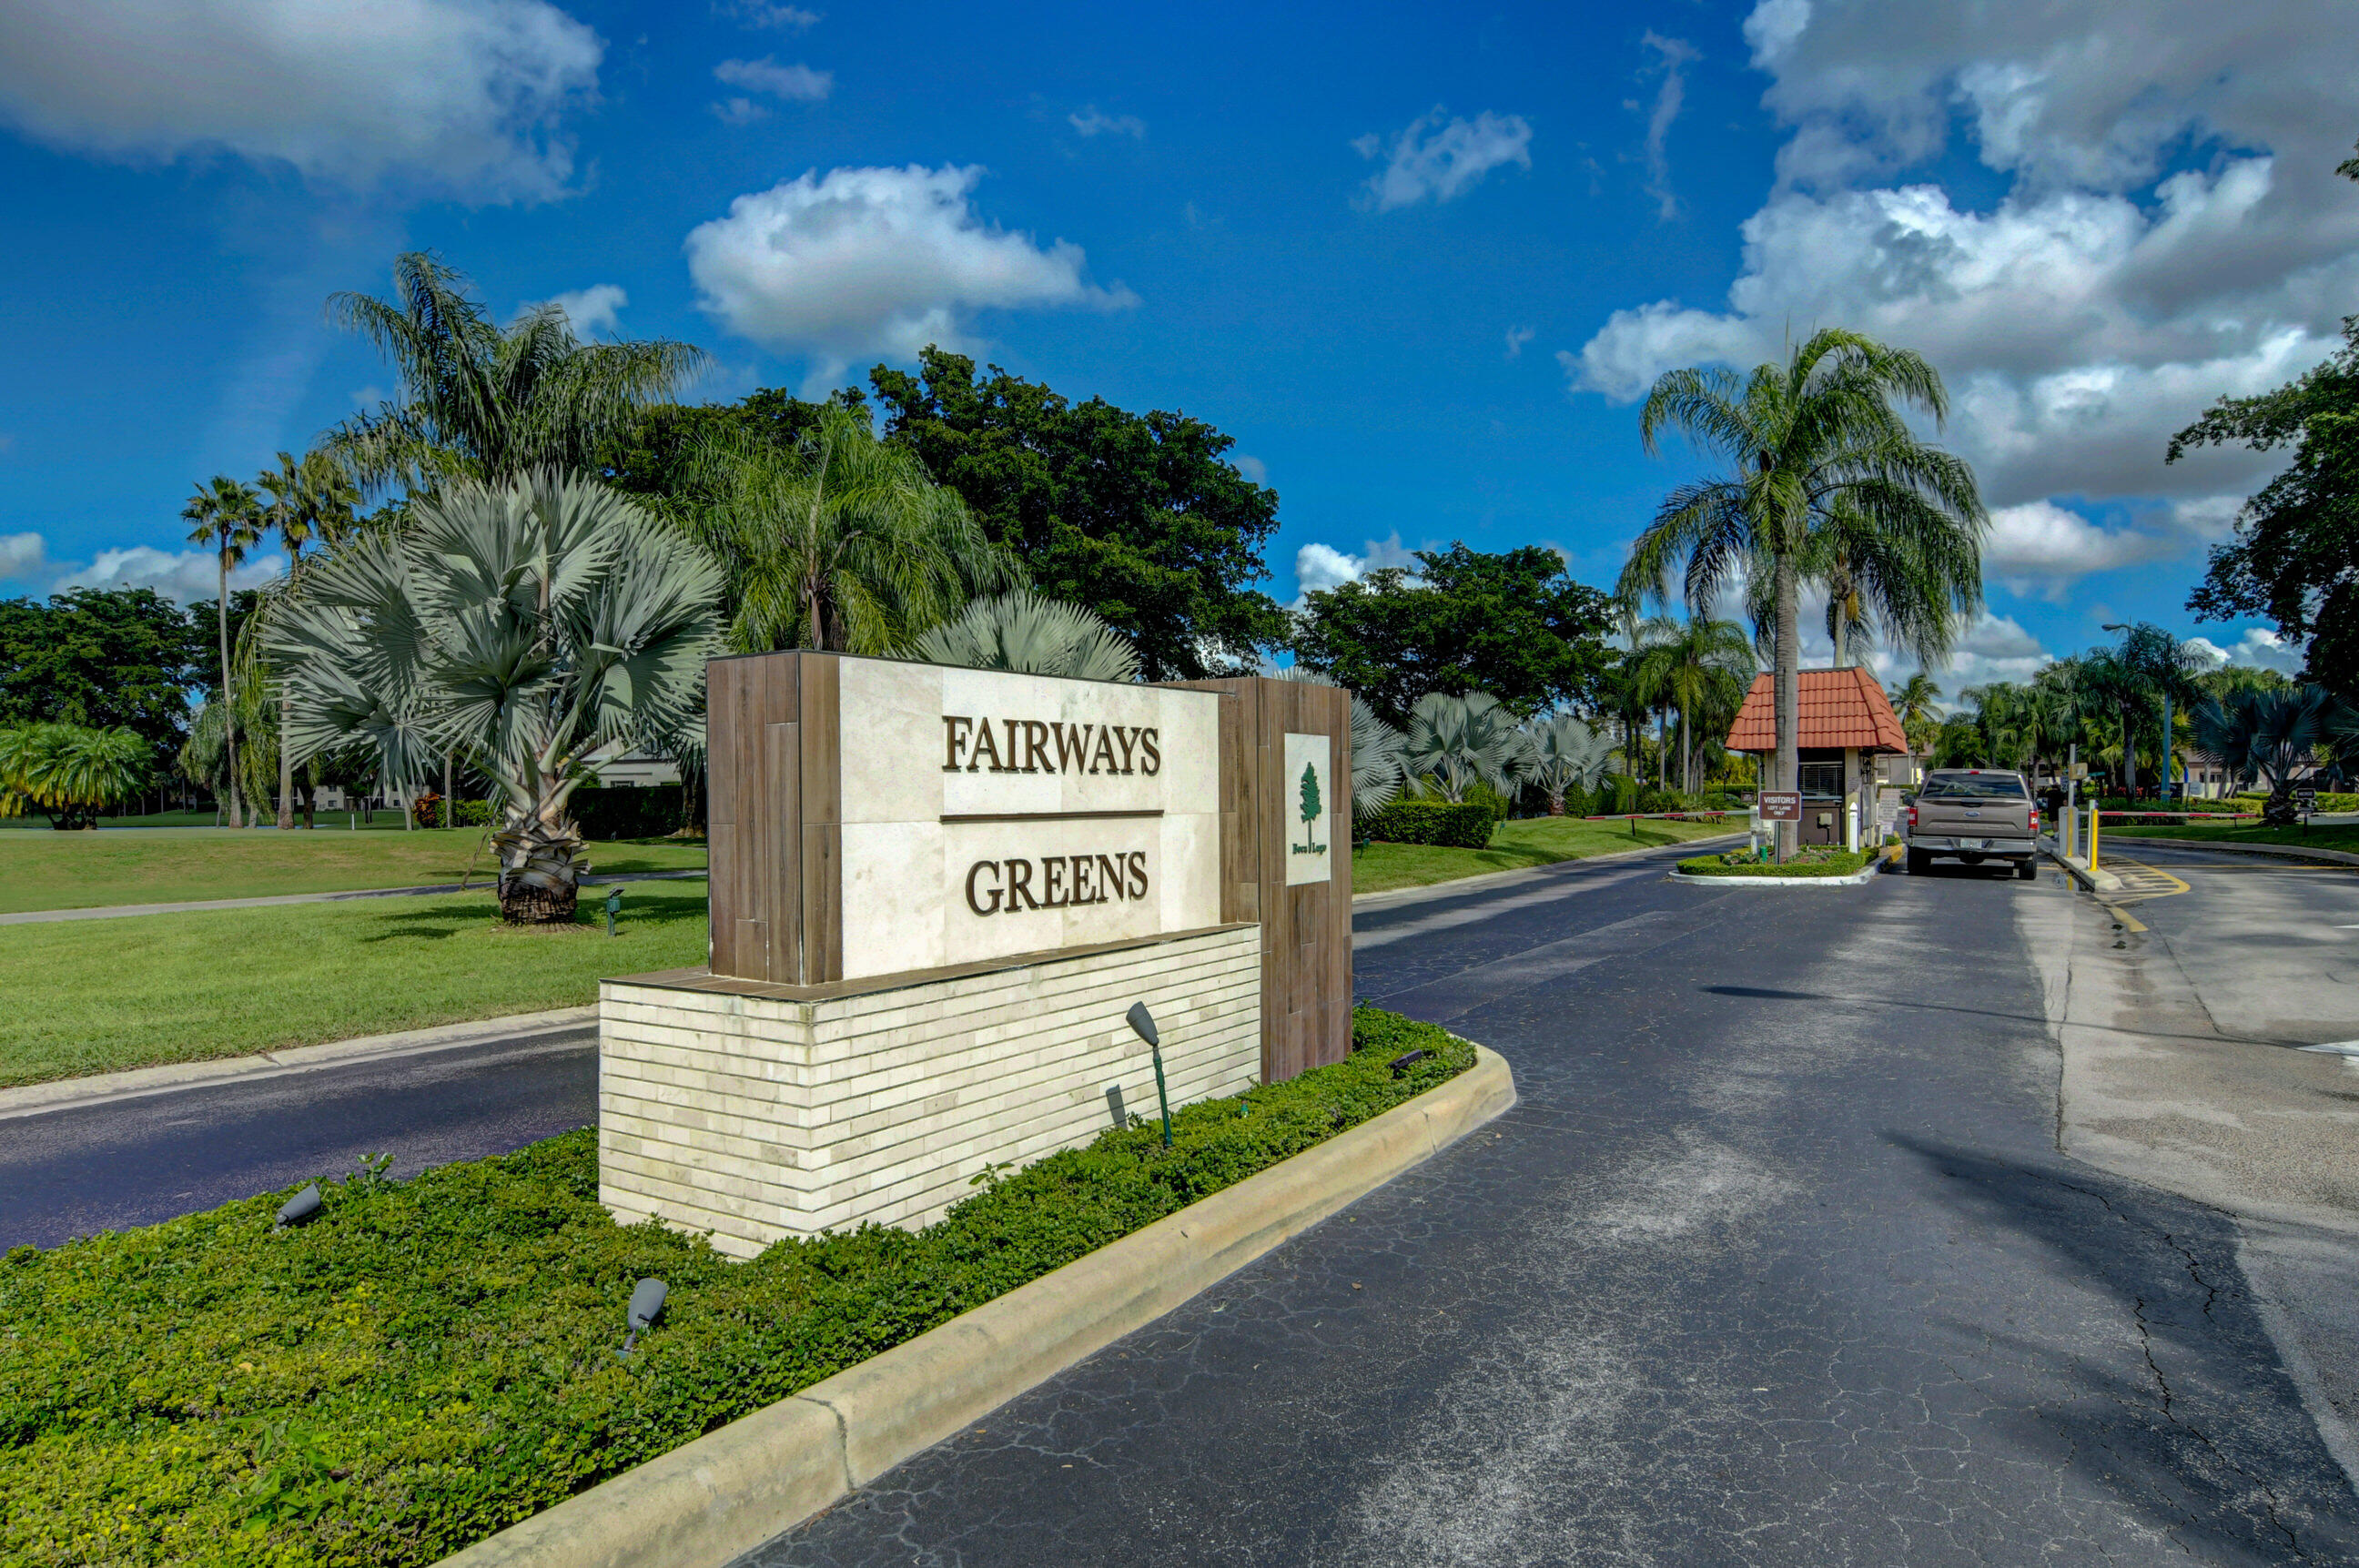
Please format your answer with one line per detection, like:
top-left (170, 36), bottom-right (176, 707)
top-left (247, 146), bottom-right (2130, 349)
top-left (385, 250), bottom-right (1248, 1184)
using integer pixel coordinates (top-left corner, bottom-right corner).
top-left (1150, 1046), bottom-right (1172, 1147)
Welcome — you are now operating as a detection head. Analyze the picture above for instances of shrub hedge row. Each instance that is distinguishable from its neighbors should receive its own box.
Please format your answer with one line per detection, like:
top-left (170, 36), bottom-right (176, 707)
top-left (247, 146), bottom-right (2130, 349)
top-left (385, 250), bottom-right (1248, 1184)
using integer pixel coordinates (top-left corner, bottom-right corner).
top-left (0, 1007), bottom-right (1469, 1568)
top-left (1678, 845), bottom-right (1873, 878)
top-left (567, 786), bottom-right (693, 842)
top-left (1358, 798), bottom-right (1494, 848)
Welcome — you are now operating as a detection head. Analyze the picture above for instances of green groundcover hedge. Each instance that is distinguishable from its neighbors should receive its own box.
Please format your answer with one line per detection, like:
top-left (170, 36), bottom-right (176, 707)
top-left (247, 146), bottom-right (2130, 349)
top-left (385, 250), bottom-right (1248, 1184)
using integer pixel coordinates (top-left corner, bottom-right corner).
top-left (0, 1007), bottom-right (1468, 1568)
top-left (1678, 846), bottom-right (1874, 878)
top-left (1359, 798), bottom-right (1493, 848)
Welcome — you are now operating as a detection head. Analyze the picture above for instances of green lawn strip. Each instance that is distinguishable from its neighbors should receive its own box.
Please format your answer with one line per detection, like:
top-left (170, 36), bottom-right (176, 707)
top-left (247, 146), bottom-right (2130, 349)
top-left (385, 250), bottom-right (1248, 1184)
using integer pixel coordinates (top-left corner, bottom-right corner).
top-left (0, 1007), bottom-right (1468, 1568)
top-left (2102, 822), bottom-right (2359, 851)
top-left (1677, 846), bottom-right (1873, 878)
top-left (1353, 815), bottom-right (1736, 894)
top-left (0, 884), bottom-right (710, 1087)
top-left (0, 827), bottom-right (707, 914)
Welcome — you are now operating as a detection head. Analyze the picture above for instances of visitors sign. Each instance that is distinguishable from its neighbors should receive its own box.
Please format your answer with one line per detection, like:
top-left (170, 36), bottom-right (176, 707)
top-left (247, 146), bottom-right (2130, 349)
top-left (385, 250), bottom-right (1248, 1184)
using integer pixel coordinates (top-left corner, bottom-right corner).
top-left (1757, 790), bottom-right (1802, 822)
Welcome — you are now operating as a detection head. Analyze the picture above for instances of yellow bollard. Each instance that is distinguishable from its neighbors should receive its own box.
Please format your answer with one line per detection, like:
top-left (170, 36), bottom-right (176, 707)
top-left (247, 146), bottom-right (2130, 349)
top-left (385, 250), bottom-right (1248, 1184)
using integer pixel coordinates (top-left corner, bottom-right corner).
top-left (2089, 805), bottom-right (2100, 873)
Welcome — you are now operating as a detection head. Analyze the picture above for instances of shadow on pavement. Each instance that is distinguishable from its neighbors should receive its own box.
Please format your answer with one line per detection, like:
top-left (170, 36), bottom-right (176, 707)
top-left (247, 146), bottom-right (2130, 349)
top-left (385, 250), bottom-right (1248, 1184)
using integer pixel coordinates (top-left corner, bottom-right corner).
top-left (1888, 1132), bottom-right (2359, 1562)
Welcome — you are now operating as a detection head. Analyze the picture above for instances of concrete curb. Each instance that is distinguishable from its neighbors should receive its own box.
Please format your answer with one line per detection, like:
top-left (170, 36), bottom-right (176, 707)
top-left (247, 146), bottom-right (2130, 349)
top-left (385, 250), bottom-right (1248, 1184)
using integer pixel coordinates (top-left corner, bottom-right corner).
top-left (2097, 835), bottom-right (2359, 867)
top-left (0, 868), bottom-right (707, 926)
top-left (0, 1007), bottom-right (598, 1121)
top-left (2043, 845), bottom-right (2122, 894)
top-left (1666, 860), bottom-right (1882, 887)
top-left (1351, 833), bottom-right (1746, 912)
top-left (435, 1044), bottom-right (1518, 1568)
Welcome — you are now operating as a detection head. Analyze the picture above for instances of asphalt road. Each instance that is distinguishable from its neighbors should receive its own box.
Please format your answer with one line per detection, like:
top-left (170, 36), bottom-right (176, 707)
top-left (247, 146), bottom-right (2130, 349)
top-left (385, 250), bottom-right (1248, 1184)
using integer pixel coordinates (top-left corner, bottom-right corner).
top-left (0, 1028), bottom-right (595, 1249)
top-left (744, 849), bottom-right (2359, 1566)
top-left (11, 841), bottom-right (2359, 1562)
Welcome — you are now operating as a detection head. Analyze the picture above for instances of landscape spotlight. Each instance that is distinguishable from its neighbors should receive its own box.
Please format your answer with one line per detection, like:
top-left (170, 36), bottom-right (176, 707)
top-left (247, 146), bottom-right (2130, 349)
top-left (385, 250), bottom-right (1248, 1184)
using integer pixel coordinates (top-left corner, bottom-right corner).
top-left (621, 1278), bottom-right (667, 1355)
top-left (1124, 1002), bottom-right (1173, 1148)
top-left (275, 1184), bottom-right (322, 1230)
top-left (604, 885), bottom-right (622, 937)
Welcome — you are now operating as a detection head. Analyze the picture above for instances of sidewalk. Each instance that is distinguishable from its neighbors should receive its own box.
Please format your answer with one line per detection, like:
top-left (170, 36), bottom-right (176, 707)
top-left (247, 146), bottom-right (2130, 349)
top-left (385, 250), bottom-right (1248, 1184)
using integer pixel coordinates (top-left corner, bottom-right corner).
top-left (0, 867), bottom-right (707, 926)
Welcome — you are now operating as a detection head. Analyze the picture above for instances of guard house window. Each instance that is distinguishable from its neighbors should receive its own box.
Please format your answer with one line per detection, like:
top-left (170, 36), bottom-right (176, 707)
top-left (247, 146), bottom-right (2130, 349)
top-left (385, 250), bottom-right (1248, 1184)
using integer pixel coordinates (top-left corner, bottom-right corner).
top-left (1797, 763), bottom-right (1843, 797)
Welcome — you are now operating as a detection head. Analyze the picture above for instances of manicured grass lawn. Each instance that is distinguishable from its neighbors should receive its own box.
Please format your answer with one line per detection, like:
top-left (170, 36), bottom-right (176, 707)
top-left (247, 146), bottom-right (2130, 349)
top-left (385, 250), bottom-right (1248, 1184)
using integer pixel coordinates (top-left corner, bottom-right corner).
top-left (0, 883), bottom-right (710, 1087)
top-left (1352, 814), bottom-right (1737, 894)
top-left (2103, 821), bottom-right (2359, 851)
top-left (0, 826), bottom-right (707, 913)
top-left (0, 1010), bottom-right (1464, 1568)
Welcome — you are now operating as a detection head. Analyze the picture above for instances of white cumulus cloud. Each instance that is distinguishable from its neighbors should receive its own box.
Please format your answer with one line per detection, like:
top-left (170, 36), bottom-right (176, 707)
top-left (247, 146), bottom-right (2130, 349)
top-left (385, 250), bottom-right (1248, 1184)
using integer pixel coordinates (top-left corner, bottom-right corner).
top-left (1566, 0), bottom-right (2359, 603)
top-left (1639, 32), bottom-right (1699, 220)
top-left (685, 164), bottom-right (1137, 384)
top-left (526, 283), bottom-right (626, 336)
top-left (714, 56), bottom-right (830, 104)
top-left (717, 0), bottom-right (818, 28)
top-left (0, 531), bottom-right (46, 582)
top-left (1292, 534), bottom-right (1422, 600)
top-left (0, 0), bottom-right (602, 201)
top-left (59, 547), bottom-right (284, 605)
top-left (2187, 626), bottom-right (2305, 675)
top-left (1352, 109), bottom-right (1533, 212)
top-left (1069, 107), bottom-right (1145, 139)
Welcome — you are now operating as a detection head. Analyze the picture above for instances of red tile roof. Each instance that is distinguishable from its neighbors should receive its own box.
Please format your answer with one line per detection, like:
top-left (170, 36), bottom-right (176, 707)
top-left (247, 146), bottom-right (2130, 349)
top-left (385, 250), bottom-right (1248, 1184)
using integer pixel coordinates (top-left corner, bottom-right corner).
top-left (1726, 668), bottom-right (1908, 754)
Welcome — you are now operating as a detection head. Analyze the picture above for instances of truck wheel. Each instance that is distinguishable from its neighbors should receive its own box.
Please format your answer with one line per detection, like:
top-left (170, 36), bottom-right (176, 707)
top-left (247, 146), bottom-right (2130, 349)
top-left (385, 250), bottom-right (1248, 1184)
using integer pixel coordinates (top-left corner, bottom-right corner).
top-left (2016, 858), bottom-right (2038, 881)
top-left (1907, 850), bottom-right (1930, 875)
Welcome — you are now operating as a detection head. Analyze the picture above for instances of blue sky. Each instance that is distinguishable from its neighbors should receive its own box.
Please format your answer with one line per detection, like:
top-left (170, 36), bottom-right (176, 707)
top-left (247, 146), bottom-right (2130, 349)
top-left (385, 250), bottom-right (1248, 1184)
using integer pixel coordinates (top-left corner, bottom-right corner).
top-left (1, 0), bottom-right (2349, 693)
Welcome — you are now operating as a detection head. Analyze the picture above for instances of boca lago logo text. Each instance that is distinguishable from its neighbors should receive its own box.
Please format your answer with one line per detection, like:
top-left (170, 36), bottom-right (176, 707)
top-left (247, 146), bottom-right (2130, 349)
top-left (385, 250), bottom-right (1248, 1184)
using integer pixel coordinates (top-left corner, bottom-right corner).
top-left (945, 713), bottom-right (1163, 919)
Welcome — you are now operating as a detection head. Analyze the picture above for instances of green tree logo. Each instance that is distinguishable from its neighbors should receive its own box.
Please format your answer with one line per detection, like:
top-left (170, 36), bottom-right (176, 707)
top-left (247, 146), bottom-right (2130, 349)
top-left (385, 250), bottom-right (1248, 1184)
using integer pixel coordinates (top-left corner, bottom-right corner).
top-left (1296, 760), bottom-right (1326, 855)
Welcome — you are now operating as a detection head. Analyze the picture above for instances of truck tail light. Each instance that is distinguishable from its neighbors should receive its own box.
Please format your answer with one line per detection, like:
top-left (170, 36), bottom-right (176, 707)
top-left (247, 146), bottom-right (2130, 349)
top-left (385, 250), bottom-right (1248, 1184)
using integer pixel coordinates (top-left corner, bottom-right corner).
top-left (1907, 804), bottom-right (1918, 829)
top-left (2030, 809), bottom-right (2040, 834)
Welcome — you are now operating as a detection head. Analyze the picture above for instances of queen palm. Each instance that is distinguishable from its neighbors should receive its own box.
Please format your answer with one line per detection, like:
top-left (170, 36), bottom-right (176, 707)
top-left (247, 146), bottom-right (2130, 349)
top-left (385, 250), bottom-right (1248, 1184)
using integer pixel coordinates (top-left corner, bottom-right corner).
top-left (1626, 615), bottom-right (1756, 796)
top-left (1618, 329), bottom-right (1987, 857)
top-left (1891, 672), bottom-right (1941, 780)
top-left (673, 410), bottom-right (1019, 654)
top-left (327, 251), bottom-right (705, 494)
top-left (268, 470), bottom-right (723, 921)
top-left (182, 474), bottom-right (262, 827)
top-left (257, 449), bottom-right (360, 827)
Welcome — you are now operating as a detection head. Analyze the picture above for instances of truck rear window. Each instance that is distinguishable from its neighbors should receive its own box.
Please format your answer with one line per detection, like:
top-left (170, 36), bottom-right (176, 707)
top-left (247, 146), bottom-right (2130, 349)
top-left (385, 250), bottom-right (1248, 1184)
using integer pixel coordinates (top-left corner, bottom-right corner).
top-left (1921, 775), bottom-right (2027, 799)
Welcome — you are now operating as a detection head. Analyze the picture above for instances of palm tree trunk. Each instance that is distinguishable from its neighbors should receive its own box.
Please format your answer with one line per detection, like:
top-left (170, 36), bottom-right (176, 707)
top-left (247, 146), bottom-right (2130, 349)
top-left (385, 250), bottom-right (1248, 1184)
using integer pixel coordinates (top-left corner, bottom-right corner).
top-left (2119, 703), bottom-right (2137, 797)
top-left (443, 752), bottom-right (453, 828)
top-left (1775, 551), bottom-right (1800, 862)
top-left (277, 691), bottom-right (295, 830)
top-left (218, 554), bottom-right (240, 830)
top-left (1681, 711), bottom-right (1693, 796)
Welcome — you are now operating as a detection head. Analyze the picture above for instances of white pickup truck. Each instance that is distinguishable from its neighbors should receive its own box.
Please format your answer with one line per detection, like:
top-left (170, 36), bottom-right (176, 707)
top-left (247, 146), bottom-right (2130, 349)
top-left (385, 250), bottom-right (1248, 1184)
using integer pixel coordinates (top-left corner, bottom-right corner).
top-left (1906, 768), bottom-right (2040, 879)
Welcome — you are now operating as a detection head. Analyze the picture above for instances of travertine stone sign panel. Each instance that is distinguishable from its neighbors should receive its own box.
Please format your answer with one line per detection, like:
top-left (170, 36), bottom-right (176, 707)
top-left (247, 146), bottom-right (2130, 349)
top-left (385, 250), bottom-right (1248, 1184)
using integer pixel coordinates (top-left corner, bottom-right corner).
top-left (706, 652), bottom-right (1222, 987)
top-left (837, 659), bottom-right (1222, 980)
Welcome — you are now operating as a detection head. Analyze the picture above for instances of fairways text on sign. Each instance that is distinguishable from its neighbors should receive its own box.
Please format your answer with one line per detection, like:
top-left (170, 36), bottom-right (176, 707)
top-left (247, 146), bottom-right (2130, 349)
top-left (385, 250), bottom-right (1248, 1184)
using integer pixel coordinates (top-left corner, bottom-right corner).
top-left (942, 715), bottom-right (1161, 776)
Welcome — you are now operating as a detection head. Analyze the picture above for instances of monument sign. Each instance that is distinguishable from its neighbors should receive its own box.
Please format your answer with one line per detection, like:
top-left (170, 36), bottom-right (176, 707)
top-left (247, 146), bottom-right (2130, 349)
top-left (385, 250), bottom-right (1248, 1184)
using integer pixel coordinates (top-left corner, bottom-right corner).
top-left (598, 652), bottom-right (1352, 1256)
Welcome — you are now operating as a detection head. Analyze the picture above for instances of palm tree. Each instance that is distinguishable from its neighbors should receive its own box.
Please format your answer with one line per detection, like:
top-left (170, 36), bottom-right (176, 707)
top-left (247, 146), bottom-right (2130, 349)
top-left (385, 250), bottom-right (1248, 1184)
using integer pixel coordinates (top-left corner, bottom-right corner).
top-left (2107, 623), bottom-right (2203, 799)
top-left (1275, 667), bottom-right (1407, 822)
top-left (1523, 714), bottom-right (1616, 814)
top-left (1617, 329), bottom-right (1987, 857)
top-left (257, 449), bottom-right (361, 828)
top-left (670, 411), bottom-right (1019, 654)
top-left (182, 474), bottom-right (263, 827)
top-left (268, 470), bottom-right (724, 921)
top-left (327, 251), bottom-right (705, 495)
top-left (1890, 672), bottom-right (1940, 784)
top-left (1402, 692), bottom-right (1532, 804)
top-left (0, 723), bottom-right (148, 830)
top-left (907, 591), bottom-right (1137, 681)
top-left (2199, 686), bottom-right (2344, 825)
top-left (1626, 616), bottom-right (1756, 796)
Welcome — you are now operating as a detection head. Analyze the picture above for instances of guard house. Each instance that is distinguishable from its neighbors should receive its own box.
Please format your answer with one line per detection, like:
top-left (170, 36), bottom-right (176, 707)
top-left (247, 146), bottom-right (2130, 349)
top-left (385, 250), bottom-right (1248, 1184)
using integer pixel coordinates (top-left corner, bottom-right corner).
top-left (1726, 668), bottom-right (1908, 848)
